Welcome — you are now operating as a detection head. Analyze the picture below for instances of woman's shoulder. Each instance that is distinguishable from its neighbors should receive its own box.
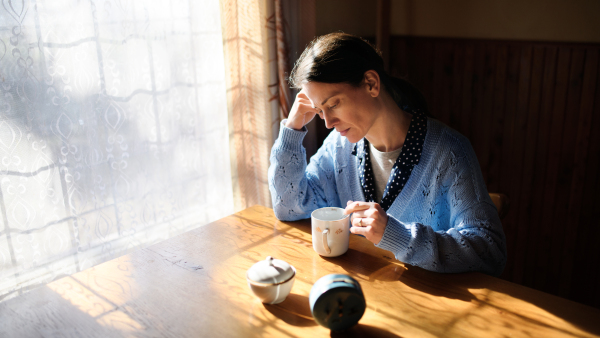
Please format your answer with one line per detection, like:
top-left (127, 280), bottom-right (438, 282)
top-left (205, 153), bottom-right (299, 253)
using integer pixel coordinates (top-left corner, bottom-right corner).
top-left (427, 118), bottom-right (470, 144)
top-left (422, 118), bottom-right (482, 177)
top-left (425, 118), bottom-right (474, 154)
top-left (423, 118), bottom-right (490, 205)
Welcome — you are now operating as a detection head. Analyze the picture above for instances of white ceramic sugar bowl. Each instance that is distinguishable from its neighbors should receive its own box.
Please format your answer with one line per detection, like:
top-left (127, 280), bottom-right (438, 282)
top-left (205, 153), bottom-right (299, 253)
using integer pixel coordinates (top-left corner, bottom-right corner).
top-left (247, 256), bottom-right (296, 304)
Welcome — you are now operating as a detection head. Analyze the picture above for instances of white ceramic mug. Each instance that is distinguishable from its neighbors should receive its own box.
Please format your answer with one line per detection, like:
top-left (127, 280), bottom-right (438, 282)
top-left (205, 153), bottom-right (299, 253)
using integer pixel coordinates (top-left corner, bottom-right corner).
top-left (311, 207), bottom-right (350, 257)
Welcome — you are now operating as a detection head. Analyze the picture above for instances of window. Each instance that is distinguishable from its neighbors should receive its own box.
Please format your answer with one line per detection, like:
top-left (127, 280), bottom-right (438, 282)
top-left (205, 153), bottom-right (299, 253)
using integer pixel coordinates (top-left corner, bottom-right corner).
top-left (0, 0), bottom-right (232, 300)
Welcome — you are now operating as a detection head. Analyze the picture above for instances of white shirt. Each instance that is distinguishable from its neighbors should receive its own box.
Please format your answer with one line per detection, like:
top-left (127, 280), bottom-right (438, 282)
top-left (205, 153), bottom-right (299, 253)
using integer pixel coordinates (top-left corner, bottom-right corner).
top-left (368, 142), bottom-right (402, 203)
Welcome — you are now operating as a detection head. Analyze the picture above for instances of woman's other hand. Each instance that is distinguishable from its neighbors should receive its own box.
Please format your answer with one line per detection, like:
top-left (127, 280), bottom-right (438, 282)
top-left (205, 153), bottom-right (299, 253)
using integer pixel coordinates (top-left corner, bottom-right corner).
top-left (285, 89), bottom-right (321, 130)
top-left (345, 201), bottom-right (388, 245)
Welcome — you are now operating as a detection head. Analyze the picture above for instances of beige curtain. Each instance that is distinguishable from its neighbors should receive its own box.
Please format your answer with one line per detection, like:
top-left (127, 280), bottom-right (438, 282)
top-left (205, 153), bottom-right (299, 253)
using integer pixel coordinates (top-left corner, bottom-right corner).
top-left (219, 0), bottom-right (285, 211)
top-left (219, 0), bottom-right (316, 211)
top-left (273, 0), bottom-right (292, 118)
top-left (220, 0), bottom-right (272, 211)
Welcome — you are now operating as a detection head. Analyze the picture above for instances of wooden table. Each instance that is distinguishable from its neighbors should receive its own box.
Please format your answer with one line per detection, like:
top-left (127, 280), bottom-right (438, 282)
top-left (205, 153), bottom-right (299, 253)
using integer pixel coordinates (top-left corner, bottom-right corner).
top-left (1, 205), bottom-right (599, 337)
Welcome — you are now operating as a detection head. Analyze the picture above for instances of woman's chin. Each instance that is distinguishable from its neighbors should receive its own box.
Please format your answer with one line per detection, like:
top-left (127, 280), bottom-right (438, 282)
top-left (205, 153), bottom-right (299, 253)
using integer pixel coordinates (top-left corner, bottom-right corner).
top-left (337, 128), bottom-right (362, 143)
top-left (344, 134), bottom-right (361, 144)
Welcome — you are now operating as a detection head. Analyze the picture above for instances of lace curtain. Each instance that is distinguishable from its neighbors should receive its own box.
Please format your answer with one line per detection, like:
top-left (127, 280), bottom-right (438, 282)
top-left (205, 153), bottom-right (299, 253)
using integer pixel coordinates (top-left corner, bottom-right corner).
top-left (0, 0), bottom-right (233, 300)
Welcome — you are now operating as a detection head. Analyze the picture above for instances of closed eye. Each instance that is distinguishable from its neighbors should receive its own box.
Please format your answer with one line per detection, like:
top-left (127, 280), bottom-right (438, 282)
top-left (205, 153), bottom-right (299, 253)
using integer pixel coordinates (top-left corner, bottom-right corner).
top-left (329, 100), bottom-right (340, 109)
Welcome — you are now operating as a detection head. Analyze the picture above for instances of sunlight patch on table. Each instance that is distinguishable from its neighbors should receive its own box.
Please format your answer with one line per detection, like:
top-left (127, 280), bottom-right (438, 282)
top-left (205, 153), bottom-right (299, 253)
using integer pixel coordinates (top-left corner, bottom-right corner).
top-left (46, 270), bottom-right (145, 333)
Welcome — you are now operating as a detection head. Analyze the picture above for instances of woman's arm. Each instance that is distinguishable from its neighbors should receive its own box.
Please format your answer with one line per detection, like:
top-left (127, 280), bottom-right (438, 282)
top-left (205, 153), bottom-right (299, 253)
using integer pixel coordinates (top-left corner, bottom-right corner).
top-left (373, 136), bottom-right (507, 276)
top-left (268, 123), bottom-right (341, 221)
top-left (378, 202), bottom-right (506, 276)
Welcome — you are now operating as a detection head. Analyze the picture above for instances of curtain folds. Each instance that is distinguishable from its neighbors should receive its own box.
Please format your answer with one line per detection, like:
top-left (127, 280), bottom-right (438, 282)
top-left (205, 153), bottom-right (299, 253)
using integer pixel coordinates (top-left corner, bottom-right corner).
top-left (273, 0), bottom-right (292, 119)
top-left (220, 0), bottom-right (291, 211)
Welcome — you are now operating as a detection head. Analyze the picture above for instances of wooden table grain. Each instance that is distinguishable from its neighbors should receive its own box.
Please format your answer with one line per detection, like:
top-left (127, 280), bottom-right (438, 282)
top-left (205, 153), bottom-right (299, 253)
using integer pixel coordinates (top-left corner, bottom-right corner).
top-left (1, 205), bottom-right (599, 337)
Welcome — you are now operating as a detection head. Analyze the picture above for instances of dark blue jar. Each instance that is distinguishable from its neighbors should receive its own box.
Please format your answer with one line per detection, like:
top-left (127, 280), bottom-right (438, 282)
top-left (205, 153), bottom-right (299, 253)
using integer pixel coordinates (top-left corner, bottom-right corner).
top-left (309, 274), bottom-right (366, 331)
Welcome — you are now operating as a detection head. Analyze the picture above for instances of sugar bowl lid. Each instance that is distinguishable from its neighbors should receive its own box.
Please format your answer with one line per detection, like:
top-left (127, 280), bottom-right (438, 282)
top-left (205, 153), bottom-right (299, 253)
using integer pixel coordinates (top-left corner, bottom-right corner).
top-left (247, 256), bottom-right (295, 285)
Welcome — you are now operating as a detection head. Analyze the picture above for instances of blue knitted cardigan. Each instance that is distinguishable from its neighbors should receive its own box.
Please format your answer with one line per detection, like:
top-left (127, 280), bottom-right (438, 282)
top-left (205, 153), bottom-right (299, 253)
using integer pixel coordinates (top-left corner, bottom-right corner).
top-left (268, 118), bottom-right (507, 276)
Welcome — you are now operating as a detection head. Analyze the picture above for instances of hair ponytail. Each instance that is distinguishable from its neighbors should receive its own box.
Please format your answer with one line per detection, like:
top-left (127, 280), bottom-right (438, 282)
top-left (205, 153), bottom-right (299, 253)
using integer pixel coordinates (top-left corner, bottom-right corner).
top-left (387, 76), bottom-right (430, 116)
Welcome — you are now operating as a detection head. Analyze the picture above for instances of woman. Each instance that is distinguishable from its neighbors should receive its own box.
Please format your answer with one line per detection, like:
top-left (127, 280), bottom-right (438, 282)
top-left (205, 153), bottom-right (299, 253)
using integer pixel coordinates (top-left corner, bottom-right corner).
top-left (268, 33), bottom-right (506, 276)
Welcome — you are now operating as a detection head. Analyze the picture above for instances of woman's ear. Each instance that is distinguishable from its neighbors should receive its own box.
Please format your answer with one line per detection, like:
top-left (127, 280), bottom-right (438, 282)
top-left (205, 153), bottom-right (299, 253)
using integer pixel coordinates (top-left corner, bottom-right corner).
top-left (363, 70), bottom-right (380, 97)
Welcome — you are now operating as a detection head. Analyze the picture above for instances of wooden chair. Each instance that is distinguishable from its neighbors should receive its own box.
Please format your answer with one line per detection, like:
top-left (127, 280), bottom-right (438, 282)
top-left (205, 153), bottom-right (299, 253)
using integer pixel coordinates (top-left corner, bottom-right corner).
top-left (489, 193), bottom-right (509, 219)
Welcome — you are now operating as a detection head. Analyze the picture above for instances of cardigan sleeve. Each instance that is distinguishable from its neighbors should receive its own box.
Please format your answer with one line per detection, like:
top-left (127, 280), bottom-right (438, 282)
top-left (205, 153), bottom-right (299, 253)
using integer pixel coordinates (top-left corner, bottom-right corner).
top-left (375, 135), bottom-right (507, 277)
top-left (376, 203), bottom-right (506, 276)
top-left (268, 121), bottom-right (342, 221)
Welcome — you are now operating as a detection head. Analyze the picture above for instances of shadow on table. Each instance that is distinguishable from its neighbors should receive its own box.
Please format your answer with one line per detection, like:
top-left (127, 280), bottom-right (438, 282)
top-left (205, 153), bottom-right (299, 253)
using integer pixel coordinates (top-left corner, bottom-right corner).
top-left (264, 293), bottom-right (316, 327)
top-left (322, 248), bottom-right (478, 303)
top-left (401, 266), bottom-right (600, 336)
top-left (264, 292), bottom-right (403, 337)
top-left (322, 245), bottom-right (600, 337)
top-left (330, 324), bottom-right (403, 338)
top-left (437, 270), bottom-right (600, 337)
top-left (0, 283), bottom-right (143, 337)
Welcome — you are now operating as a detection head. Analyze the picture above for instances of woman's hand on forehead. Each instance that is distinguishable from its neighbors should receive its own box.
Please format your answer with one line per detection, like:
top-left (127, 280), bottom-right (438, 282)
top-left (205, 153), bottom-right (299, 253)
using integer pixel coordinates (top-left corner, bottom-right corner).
top-left (285, 89), bottom-right (321, 131)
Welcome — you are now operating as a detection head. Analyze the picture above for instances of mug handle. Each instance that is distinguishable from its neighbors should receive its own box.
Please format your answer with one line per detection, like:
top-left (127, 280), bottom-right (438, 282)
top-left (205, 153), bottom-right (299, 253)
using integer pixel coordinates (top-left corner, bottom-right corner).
top-left (322, 229), bottom-right (331, 254)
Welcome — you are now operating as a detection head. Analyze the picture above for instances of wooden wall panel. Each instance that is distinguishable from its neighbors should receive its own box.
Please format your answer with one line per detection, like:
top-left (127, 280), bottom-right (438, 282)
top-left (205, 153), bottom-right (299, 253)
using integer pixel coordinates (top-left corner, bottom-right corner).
top-left (543, 47), bottom-right (573, 296)
top-left (563, 49), bottom-right (596, 298)
top-left (529, 46), bottom-right (558, 292)
top-left (388, 36), bottom-right (600, 308)
top-left (520, 46), bottom-right (545, 288)
top-left (576, 52), bottom-right (600, 307)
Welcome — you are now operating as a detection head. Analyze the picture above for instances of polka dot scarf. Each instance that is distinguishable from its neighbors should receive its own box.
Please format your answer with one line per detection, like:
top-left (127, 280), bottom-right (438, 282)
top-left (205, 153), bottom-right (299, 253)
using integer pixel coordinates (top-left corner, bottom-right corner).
top-left (351, 109), bottom-right (427, 211)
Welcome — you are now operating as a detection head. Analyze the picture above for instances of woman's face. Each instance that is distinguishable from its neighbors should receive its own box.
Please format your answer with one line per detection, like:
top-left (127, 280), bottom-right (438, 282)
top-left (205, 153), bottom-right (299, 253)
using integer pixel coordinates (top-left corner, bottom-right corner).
top-left (302, 80), bottom-right (379, 144)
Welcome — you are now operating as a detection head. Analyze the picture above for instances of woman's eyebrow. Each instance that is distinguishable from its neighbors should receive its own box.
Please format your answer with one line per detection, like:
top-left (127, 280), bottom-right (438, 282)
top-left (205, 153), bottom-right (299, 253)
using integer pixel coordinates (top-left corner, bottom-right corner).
top-left (321, 92), bottom-right (341, 106)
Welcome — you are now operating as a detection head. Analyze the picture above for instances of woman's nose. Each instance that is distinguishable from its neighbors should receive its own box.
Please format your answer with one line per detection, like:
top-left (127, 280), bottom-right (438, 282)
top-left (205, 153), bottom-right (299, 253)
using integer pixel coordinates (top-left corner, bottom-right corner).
top-left (323, 114), bottom-right (337, 129)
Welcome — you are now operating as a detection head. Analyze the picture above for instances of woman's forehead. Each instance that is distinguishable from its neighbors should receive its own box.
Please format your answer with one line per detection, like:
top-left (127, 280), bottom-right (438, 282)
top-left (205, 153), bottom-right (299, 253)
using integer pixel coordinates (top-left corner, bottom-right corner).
top-left (302, 82), bottom-right (353, 106)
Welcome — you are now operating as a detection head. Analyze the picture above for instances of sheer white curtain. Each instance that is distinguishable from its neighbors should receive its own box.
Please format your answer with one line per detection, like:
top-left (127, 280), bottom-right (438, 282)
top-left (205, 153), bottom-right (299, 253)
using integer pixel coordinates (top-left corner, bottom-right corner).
top-left (0, 0), bottom-right (233, 301)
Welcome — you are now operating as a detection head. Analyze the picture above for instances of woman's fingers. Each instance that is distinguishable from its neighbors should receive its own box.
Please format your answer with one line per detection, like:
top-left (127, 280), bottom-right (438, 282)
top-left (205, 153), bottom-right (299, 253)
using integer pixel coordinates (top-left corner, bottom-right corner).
top-left (346, 201), bottom-right (382, 220)
top-left (350, 208), bottom-right (380, 219)
top-left (350, 210), bottom-right (367, 218)
top-left (352, 216), bottom-right (372, 227)
top-left (346, 200), bottom-right (387, 245)
top-left (350, 225), bottom-right (372, 237)
top-left (344, 201), bottom-right (371, 215)
top-left (286, 97), bottom-right (319, 130)
top-left (297, 96), bottom-right (312, 103)
top-left (296, 90), bottom-right (309, 100)
top-left (299, 101), bottom-right (317, 111)
top-left (297, 91), bottom-right (318, 112)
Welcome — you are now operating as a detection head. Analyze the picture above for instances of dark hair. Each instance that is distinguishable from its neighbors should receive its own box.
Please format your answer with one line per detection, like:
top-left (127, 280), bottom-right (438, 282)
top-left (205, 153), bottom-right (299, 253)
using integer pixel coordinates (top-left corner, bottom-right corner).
top-left (289, 32), bottom-right (429, 115)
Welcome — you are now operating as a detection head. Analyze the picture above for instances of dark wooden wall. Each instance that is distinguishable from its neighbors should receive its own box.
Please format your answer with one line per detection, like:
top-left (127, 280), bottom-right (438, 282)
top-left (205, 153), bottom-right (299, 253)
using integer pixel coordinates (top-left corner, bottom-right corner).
top-left (388, 36), bottom-right (600, 308)
top-left (306, 36), bottom-right (600, 308)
